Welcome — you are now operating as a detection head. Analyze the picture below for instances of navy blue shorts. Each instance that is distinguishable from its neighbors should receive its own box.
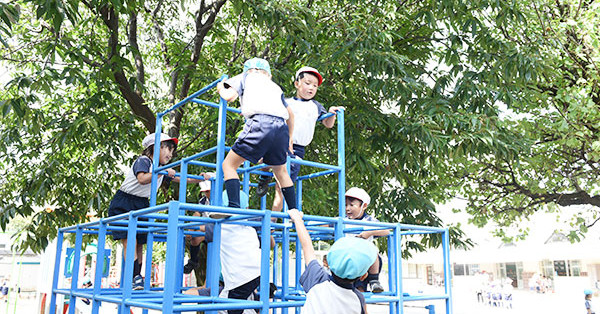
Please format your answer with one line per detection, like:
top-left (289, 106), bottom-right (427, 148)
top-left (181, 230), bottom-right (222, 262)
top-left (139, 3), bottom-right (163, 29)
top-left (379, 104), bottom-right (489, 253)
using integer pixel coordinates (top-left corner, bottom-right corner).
top-left (232, 114), bottom-right (289, 166)
top-left (289, 144), bottom-right (305, 182)
top-left (108, 190), bottom-right (149, 244)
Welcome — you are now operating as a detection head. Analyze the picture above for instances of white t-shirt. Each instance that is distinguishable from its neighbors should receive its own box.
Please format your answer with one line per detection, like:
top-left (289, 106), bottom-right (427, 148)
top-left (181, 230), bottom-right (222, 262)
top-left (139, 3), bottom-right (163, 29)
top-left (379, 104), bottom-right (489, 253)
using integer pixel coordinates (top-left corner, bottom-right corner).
top-left (285, 97), bottom-right (326, 146)
top-left (219, 224), bottom-right (262, 291)
top-left (119, 156), bottom-right (165, 198)
top-left (299, 260), bottom-right (365, 314)
top-left (225, 72), bottom-right (289, 120)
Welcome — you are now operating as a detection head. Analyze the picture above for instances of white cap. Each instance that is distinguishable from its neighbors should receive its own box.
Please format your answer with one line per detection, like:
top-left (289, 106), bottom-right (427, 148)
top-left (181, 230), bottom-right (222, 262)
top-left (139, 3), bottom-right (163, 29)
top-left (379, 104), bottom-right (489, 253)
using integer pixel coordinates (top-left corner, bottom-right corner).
top-left (142, 133), bottom-right (178, 149)
top-left (345, 187), bottom-right (370, 205)
top-left (295, 66), bottom-right (323, 86)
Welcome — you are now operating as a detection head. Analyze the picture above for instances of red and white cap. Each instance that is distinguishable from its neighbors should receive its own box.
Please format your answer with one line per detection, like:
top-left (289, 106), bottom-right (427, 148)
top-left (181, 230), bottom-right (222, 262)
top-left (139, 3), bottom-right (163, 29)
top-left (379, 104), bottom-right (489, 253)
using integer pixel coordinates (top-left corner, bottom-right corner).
top-left (295, 66), bottom-right (323, 86)
top-left (142, 133), bottom-right (178, 149)
top-left (345, 187), bottom-right (370, 205)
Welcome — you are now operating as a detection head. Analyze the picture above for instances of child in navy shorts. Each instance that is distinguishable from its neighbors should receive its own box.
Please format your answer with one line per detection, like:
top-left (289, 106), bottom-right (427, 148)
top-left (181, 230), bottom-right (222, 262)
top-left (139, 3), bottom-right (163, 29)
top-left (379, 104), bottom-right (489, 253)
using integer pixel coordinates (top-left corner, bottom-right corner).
top-left (288, 208), bottom-right (377, 314)
top-left (217, 57), bottom-right (298, 213)
top-left (216, 57), bottom-right (297, 313)
top-left (108, 133), bottom-right (209, 290)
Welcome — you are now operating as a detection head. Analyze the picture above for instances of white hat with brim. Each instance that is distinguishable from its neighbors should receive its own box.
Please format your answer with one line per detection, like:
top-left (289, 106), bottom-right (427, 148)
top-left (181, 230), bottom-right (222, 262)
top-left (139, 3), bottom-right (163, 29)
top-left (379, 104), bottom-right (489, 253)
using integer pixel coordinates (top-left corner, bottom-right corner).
top-left (142, 133), bottom-right (178, 149)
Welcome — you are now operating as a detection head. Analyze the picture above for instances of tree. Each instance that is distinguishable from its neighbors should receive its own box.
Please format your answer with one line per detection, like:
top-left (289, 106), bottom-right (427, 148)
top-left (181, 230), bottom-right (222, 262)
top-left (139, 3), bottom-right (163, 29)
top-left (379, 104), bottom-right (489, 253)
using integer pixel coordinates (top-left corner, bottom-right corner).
top-left (1, 0), bottom-right (542, 255)
top-left (442, 0), bottom-right (600, 242)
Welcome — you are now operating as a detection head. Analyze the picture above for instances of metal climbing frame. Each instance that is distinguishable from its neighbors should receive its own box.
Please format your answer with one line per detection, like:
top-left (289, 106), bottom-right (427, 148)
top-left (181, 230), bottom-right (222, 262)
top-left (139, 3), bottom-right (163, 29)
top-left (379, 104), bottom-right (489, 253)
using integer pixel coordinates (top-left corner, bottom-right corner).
top-left (48, 76), bottom-right (453, 314)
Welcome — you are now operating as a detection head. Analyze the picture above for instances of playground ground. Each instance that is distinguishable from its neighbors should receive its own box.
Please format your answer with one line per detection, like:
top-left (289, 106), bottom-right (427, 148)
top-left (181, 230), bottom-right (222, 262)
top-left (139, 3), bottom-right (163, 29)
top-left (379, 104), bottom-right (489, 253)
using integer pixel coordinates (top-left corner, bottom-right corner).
top-left (0, 285), bottom-right (587, 314)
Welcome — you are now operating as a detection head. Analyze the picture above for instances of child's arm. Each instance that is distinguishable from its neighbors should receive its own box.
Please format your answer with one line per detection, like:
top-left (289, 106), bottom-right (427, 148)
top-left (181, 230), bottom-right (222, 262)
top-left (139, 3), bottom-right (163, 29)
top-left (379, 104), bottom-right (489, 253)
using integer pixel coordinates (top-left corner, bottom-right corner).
top-left (288, 209), bottom-right (316, 265)
top-left (322, 106), bottom-right (344, 128)
top-left (217, 82), bottom-right (239, 102)
top-left (358, 229), bottom-right (390, 239)
top-left (172, 172), bottom-right (211, 184)
top-left (136, 168), bottom-right (176, 185)
top-left (287, 106), bottom-right (295, 152)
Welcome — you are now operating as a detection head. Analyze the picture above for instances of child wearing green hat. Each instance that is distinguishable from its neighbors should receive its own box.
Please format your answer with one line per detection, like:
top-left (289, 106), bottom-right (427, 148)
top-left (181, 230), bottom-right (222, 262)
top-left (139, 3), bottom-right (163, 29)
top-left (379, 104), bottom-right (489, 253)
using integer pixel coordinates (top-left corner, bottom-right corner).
top-left (217, 57), bottom-right (298, 218)
top-left (288, 208), bottom-right (377, 314)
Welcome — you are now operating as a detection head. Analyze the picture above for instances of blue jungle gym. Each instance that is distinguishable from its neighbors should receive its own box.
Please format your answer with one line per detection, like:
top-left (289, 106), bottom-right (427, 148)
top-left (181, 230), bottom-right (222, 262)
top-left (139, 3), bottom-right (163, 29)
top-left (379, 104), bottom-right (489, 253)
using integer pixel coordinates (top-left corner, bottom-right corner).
top-left (48, 76), bottom-right (453, 314)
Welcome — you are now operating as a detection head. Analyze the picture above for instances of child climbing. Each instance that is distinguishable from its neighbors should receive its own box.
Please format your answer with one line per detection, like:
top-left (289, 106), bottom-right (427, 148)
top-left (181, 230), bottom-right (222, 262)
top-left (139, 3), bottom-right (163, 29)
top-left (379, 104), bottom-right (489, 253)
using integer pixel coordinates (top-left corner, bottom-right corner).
top-left (108, 133), bottom-right (209, 290)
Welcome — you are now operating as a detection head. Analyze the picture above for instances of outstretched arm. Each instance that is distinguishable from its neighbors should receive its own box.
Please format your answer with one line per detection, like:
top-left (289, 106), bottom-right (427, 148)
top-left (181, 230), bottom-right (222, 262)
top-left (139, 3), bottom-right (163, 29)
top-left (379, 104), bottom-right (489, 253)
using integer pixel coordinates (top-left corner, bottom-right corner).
top-left (288, 209), bottom-right (316, 265)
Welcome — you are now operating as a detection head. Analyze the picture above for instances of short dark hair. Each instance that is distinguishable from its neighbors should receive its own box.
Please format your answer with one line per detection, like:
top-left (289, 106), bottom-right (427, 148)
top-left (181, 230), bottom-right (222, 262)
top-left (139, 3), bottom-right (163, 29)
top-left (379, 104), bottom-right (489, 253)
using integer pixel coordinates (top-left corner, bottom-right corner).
top-left (296, 71), bottom-right (319, 82)
top-left (142, 140), bottom-right (177, 158)
top-left (345, 196), bottom-right (363, 206)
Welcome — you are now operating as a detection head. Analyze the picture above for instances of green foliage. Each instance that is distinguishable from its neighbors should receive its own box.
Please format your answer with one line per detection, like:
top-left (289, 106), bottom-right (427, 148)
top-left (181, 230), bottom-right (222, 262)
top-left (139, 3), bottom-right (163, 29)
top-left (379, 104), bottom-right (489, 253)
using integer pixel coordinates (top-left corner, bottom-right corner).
top-left (2, 0), bottom-right (558, 253)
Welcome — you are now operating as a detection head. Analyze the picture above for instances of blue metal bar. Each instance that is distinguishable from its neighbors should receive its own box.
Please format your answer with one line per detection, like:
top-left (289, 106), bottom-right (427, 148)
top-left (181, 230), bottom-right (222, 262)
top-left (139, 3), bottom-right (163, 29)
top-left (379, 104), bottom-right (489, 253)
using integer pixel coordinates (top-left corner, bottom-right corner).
top-left (162, 201), bottom-right (180, 313)
top-left (337, 109), bottom-right (345, 217)
top-left (260, 211), bottom-right (272, 313)
top-left (191, 98), bottom-right (242, 114)
top-left (443, 228), bottom-right (453, 314)
top-left (92, 220), bottom-right (107, 314)
top-left (296, 169), bottom-right (338, 181)
top-left (149, 122), bottom-right (162, 207)
top-left (213, 88), bottom-right (228, 214)
top-left (67, 226), bottom-right (83, 314)
top-left (49, 231), bottom-right (64, 314)
top-left (160, 75), bottom-right (227, 116)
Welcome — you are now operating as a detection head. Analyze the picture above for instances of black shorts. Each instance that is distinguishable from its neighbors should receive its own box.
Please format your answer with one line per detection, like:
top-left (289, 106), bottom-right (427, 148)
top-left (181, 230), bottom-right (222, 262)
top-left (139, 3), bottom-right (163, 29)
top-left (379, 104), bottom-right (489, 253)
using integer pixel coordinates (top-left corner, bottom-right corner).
top-left (108, 190), bottom-right (149, 244)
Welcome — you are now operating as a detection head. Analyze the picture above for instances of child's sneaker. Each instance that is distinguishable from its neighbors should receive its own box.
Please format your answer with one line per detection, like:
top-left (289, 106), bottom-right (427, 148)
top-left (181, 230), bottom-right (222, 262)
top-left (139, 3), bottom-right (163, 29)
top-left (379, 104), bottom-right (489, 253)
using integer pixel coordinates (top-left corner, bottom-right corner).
top-left (132, 275), bottom-right (145, 290)
top-left (256, 175), bottom-right (271, 197)
top-left (370, 280), bottom-right (384, 293)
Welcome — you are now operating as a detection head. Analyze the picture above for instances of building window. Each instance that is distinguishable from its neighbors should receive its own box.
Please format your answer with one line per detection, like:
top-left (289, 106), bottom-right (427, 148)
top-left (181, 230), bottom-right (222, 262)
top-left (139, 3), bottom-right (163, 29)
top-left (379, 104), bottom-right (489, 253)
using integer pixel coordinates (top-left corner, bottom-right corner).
top-left (453, 264), bottom-right (479, 276)
top-left (569, 260), bottom-right (581, 276)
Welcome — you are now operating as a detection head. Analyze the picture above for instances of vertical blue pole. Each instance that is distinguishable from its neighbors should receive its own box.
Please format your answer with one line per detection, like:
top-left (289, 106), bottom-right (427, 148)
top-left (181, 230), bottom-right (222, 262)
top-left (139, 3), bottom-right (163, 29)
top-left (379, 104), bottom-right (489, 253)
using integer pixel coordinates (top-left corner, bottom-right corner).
top-left (120, 213), bottom-right (138, 314)
top-left (337, 109), bottom-right (345, 217)
top-left (49, 231), bottom-right (64, 314)
top-left (260, 211), bottom-right (272, 313)
top-left (443, 229), bottom-right (453, 314)
top-left (163, 201), bottom-right (181, 313)
top-left (242, 160), bottom-right (250, 196)
top-left (394, 225), bottom-right (403, 314)
top-left (207, 222), bottom-right (222, 314)
top-left (67, 227), bottom-right (84, 314)
top-left (294, 222), bottom-right (301, 314)
top-left (296, 180), bottom-right (302, 211)
top-left (150, 116), bottom-right (163, 207)
top-left (92, 221), bottom-right (108, 314)
top-left (179, 161), bottom-right (188, 203)
top-left (388, 233), bottom-right (397, 314)
top-left (214, 86), bottom-right (228, 209)
top-left (281, 216), bottom-right (290, 314)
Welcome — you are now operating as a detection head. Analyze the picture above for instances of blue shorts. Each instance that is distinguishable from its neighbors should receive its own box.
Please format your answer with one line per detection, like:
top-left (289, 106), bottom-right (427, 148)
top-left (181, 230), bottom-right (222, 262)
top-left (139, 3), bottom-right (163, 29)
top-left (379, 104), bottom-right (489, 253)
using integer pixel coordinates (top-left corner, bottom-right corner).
top-left (289, 144), bottom-right (305, 182)
top-left (232, 114), bottom-right (289, 166)
top-left (108, 190), bottom-right (149, 244)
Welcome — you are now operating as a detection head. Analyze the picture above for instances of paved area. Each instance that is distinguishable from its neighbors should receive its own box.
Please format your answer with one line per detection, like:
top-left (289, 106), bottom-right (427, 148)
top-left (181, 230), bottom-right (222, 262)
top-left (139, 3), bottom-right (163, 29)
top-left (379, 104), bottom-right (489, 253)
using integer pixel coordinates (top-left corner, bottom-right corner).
top-left (1, 286), bottom-right (589, 313)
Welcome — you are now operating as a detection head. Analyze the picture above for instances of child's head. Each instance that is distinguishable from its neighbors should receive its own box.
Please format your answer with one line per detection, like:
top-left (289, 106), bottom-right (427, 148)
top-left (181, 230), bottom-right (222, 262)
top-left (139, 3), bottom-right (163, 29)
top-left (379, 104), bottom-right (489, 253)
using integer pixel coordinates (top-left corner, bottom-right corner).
top-left (294, 66), bottom-right (323, 100)
top-left (327, 237), bottom-right (377, 281)
top-left (221, 190), bottom-right (249, 209)
top-left (244, 58), bottom-right (271, 78)
top-left (344, 187), bottom-right (370, 220)
top-left (585, 289), bottom-right (594, 299)
top-left (142, 133), bottom-right (178, 164)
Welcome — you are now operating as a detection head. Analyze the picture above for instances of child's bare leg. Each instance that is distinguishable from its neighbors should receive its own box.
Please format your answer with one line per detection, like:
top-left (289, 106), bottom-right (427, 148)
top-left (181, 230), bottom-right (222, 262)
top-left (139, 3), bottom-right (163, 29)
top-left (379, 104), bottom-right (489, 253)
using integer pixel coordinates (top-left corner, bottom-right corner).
top-left (271, 182), bottom-right (284, 212)
top-left (271, 165), bottom-right (296, 210)
top-left (368, 255), bottom-right (380, 274)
